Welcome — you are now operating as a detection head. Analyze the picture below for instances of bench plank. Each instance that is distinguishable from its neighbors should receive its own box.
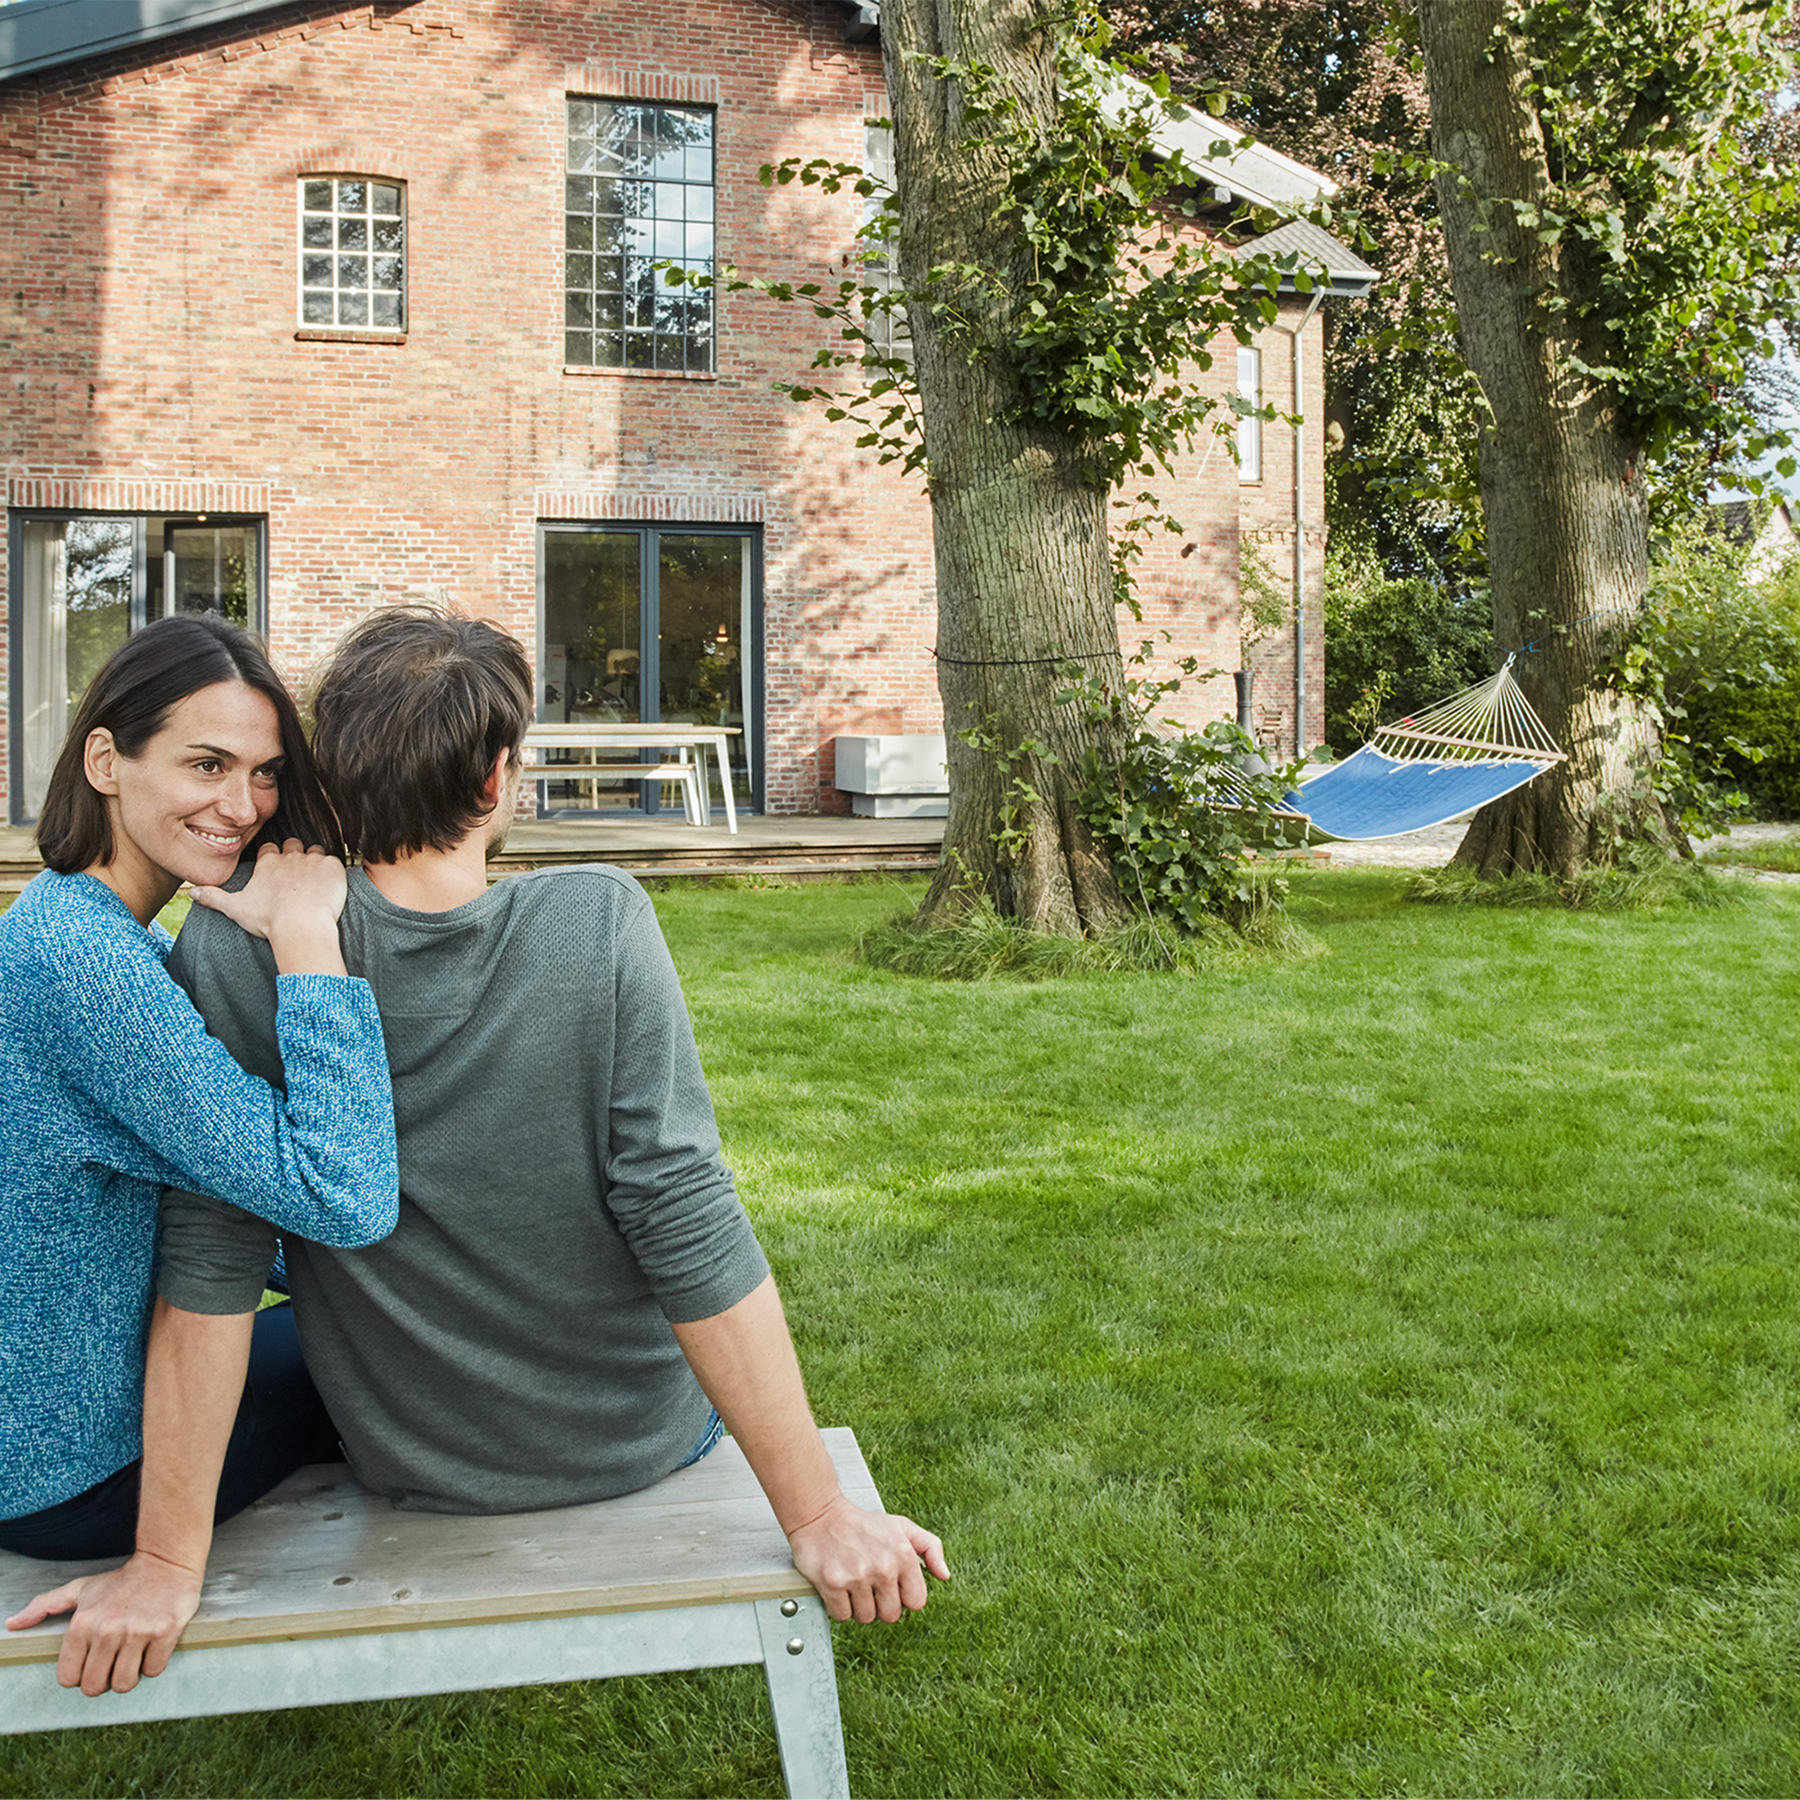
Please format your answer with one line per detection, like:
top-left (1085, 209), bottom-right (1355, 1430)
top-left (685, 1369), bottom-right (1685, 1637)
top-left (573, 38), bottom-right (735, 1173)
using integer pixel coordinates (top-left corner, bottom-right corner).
top-left (525, 764), bottom-right (699, 777)
top-left (0, 1429), bottom-right (877, 1667)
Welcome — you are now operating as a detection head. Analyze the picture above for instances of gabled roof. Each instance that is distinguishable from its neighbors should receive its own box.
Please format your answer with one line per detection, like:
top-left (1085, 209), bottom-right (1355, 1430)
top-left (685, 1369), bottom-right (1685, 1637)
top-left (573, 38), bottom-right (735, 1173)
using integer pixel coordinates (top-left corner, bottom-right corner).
top-left (0, 0), bottom-right (881, 85)
top-left (1148, 106), bottom-right (1341, 212)
top-left (1238, 218), bottom-right (1379, 298)
top-left (0, 0), bottom-right (280, 82)
top-left (0, 0), bottom-right (315, 84)
top-left (1088, 70), bottom-right (1379, 299)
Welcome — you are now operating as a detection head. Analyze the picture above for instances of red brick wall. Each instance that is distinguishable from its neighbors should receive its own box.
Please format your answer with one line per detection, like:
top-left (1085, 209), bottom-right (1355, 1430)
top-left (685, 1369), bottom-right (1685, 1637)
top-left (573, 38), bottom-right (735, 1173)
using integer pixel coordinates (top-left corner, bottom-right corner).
top-left (0, 0), bottom-right (1327, 818)
top-left (1242, 305), bottom-right (1330, 759)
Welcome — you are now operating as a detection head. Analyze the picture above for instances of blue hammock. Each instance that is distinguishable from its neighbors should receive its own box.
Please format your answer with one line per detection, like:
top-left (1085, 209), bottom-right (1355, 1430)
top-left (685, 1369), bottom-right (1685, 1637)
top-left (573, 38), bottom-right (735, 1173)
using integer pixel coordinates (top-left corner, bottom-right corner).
top-left (1283, 746), bottom-right (1555, 841)
top-left (1273, 658), bottom-right (1565, 843)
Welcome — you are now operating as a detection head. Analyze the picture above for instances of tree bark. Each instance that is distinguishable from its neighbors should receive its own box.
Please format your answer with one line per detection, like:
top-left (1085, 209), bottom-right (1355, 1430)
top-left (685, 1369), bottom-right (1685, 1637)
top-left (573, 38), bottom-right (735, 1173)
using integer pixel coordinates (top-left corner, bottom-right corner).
top-left (883, 0), bottom-right (1134, 935)
top-left (1417, 0), bottom-right (1678, 878)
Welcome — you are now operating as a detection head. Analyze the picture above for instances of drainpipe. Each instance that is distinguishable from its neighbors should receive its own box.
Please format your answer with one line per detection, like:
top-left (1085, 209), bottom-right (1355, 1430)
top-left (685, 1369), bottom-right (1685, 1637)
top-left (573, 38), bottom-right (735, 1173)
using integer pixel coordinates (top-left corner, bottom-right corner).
top-left (1269, 287), bottom-right (1326, 757)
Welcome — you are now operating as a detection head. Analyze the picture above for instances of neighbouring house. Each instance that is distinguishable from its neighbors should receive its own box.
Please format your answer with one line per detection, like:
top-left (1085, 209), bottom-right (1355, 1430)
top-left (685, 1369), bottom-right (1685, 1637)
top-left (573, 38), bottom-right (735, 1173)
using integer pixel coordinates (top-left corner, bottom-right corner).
top-left (0, 0), bottom-right (1375, 826)
top-left (1709, 498), bottom-right (1797, 586)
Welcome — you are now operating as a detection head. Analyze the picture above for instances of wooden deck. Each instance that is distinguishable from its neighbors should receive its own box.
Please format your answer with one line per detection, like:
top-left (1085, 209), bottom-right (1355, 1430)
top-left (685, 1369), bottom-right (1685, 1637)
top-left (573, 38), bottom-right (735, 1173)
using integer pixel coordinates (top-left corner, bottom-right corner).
top-left (0, 817), bottom-right (944, 891)
top-left (495, 815), bottom-right (941, 880)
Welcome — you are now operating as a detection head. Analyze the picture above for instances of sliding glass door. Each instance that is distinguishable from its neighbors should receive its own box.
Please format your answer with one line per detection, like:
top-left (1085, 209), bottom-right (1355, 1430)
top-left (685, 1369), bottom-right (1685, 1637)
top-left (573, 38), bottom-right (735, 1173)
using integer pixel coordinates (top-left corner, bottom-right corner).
top-left (10, 514), bottom-right (264, 822)
top-left (538, 523), bottom-right (759, 815)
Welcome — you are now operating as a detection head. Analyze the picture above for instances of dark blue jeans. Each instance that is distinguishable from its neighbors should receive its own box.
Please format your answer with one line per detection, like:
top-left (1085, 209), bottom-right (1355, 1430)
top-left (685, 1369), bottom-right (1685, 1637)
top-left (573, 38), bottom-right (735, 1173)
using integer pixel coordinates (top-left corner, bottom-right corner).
top-left (0, 1303), bottom-right (342, 1563)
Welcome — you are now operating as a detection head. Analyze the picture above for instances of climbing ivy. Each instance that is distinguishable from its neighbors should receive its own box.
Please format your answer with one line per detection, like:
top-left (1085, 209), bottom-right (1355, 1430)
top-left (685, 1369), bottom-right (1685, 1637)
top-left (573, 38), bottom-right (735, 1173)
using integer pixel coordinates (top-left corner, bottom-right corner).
top-left (1059, 643), bottom-right (1309, 934)
top-left (665, 15), bottom-right (1339, 499)
top-left (1381, 0), bottom-right (1800, 498)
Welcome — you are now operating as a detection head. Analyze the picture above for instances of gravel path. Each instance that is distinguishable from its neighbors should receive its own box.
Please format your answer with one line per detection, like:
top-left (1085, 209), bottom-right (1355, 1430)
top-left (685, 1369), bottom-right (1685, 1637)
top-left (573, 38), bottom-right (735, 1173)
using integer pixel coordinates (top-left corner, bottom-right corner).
top-left (1319, 817), bottom-right (1799, 881)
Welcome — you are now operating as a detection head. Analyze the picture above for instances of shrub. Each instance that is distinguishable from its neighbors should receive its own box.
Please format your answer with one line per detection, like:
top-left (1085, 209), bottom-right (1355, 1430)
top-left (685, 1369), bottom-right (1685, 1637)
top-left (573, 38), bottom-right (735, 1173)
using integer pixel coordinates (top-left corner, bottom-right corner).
top-left (1056, 644), bottom-right (1311, 939)
top-left (1322, 547), bottom-right (1493, 755)
top-left (1617, 511), bottom-right (1800, 830)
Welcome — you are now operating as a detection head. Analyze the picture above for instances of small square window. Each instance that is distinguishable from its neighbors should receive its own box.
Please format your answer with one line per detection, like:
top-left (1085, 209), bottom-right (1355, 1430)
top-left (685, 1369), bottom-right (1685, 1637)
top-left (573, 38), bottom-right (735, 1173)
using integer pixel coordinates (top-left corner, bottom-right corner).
top-left (297, 177), bottom-right (406, 331)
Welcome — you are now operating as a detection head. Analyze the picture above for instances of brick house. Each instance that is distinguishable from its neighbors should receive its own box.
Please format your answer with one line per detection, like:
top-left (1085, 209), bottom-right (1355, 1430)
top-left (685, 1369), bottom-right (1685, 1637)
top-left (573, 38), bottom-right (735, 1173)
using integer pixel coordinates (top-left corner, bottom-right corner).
top-left (0, 0), bottom-right (1374, 826)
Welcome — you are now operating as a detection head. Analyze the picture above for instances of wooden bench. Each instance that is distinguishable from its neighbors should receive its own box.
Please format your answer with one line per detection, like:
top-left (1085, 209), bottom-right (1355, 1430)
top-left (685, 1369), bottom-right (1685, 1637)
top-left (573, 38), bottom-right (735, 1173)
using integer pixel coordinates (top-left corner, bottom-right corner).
top-left (524, 752), bottom-right (705, 825)
top-left (0, 1430), bottom-right (874, 1798)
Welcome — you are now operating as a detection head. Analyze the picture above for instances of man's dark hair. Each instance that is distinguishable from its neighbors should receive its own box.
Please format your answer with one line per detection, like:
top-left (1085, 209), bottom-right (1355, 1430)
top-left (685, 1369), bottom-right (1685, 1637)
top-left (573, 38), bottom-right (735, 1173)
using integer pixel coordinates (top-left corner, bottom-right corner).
top-left (311, 606), bottom-right (534, 864)
top-left (37, 613), bottom-right (343, 874)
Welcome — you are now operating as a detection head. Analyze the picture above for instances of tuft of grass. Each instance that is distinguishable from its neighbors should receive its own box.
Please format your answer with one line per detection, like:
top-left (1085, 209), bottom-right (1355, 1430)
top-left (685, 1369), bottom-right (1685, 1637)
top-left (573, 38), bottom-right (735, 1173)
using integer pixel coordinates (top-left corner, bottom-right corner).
top-left (857, 891), bottom-right (1323, 980)
top-left (1406, 854), bottom-right (1745, 911)
top-left (1702, 831), bottom-right (1800, 873)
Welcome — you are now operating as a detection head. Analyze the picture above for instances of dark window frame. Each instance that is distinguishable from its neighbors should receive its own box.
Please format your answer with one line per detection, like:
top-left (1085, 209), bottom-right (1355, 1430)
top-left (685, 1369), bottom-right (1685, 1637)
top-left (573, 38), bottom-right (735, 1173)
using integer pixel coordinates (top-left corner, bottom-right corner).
top-left (562, 97), bottom-right (717, 374)
top-left (534, 520), bottom-right (763, 817)
top-left (7, 510), bottom-right (269, 826)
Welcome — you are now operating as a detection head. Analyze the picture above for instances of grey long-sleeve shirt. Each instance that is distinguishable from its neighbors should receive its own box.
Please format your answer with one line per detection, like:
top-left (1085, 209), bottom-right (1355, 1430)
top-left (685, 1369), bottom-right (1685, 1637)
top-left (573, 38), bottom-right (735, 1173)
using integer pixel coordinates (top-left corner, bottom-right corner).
top-left (157, 865), bottom-right (769, 1515)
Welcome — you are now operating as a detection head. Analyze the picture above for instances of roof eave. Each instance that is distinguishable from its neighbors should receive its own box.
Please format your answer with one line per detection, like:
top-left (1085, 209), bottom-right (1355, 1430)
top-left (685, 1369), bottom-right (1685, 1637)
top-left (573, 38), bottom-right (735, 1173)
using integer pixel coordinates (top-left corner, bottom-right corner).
top-left (840, 3), bottom-right (880, 42)
top-left (0, 0), bottom-right (332, 85)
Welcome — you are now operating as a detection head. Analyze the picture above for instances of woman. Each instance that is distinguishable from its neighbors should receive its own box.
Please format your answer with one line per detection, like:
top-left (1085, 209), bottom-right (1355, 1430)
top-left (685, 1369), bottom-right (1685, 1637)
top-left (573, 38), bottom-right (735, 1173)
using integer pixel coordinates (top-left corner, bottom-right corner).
top-left (0, 613), bottom-right (398, 1563)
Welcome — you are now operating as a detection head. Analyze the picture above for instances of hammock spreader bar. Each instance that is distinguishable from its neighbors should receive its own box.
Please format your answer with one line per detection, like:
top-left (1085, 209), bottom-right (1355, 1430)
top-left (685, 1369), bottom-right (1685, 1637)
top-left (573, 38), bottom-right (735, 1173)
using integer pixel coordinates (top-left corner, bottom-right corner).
top-left (1275, 658), bottom-right (1566, 843)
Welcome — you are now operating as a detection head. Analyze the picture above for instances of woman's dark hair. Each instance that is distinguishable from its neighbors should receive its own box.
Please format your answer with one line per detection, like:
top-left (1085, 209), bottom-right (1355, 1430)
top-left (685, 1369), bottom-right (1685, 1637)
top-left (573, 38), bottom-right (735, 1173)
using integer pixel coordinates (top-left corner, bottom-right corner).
top-left (36, 614), bottom-right (344, 873)
top-left (310, 606), bottom-right (533, 864)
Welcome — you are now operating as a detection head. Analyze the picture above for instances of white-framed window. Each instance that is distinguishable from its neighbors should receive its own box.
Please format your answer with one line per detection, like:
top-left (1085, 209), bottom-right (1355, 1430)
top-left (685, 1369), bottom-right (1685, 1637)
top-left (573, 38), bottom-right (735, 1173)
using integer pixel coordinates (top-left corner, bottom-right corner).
top-left (564, 99), bottom-right (715, 371)
top-left (861, 110), bottom-right (911, 361)
top-left (298, 177), bottom-right (406, 330)
top-left (1237, 346), bottom-right (1263, 483)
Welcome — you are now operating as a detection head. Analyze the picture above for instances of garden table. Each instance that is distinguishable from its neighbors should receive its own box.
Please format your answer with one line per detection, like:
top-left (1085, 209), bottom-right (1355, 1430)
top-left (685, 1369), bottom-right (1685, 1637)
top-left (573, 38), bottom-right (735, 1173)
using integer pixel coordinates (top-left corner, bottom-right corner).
top-left (524, 724), bottom-right (741, 833)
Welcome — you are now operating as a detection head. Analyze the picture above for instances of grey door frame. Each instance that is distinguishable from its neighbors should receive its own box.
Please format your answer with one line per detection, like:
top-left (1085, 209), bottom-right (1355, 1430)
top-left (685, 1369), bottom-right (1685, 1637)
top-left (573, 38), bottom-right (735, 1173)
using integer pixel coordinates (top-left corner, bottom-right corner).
top-left (534, 520), bottom-right (764, 817)
top-left (6, 510), bottom-right (268, 827)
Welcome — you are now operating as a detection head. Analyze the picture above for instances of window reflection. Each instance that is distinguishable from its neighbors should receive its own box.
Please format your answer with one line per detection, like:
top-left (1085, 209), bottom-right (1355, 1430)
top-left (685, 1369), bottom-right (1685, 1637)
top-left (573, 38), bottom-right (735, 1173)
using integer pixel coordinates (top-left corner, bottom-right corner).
top-left (563, 101), bottom-right (714, 371)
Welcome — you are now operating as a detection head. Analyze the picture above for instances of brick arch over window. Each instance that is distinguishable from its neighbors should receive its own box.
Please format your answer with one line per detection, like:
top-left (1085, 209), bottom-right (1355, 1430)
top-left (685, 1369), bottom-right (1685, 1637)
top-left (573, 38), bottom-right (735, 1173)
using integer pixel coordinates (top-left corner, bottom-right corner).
top-left (290, 146), bottom-right (411, 180)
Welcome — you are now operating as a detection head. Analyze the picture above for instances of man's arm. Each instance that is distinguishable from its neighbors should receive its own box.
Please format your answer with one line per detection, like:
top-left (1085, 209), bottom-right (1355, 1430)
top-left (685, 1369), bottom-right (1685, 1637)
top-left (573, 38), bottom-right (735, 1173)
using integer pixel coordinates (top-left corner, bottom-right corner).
top-left (4, 1301), bottom-right (253, 1694)
top-left (671, 1275), bottom-right (949, 1624)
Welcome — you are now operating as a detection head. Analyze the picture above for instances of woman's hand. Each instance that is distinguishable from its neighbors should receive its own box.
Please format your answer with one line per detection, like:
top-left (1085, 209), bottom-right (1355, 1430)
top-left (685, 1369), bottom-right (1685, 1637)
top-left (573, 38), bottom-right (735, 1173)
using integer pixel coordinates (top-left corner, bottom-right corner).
top-left (191, 839), bottom-right (349, 977)
top-left (4, 1551), bottom-right (204, 1696)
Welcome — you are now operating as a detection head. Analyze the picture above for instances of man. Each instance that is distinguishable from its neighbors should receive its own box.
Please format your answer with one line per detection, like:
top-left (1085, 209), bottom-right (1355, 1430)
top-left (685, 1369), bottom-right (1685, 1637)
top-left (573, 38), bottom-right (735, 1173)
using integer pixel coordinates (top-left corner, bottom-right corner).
top-left (17, 606), bottom-right (947, 1695)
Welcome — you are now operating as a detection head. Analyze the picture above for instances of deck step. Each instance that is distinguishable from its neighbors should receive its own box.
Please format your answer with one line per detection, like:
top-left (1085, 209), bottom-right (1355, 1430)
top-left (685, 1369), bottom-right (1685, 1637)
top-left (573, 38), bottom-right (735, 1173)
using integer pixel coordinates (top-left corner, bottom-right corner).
top-left (494, 850), bottom-right (938, 882)
top-left (0, 826), bottom-right (944, 892)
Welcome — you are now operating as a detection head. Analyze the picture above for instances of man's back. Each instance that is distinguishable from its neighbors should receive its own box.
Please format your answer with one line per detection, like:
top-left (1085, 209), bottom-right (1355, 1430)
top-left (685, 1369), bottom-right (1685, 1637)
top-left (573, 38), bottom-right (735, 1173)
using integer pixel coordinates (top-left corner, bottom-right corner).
top-left (159, 865), bottom-right (768, 1515)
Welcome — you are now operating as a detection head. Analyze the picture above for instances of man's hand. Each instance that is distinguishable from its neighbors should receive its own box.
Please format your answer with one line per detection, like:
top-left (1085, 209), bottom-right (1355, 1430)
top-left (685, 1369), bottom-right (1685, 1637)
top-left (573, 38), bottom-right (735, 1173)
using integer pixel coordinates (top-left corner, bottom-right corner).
top-left (4, 1550), bottom-right (203, 1696)
top-left (786, 1492), bottom-right (950, 1624)
top-left (670, 1277), bottom-right (952, 1625)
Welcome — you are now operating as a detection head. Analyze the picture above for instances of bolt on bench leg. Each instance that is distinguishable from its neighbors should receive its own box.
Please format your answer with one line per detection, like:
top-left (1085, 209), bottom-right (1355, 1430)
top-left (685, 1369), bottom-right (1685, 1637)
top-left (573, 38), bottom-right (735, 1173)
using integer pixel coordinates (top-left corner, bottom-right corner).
top-left (755, 1595), bottom-right (850, 1800)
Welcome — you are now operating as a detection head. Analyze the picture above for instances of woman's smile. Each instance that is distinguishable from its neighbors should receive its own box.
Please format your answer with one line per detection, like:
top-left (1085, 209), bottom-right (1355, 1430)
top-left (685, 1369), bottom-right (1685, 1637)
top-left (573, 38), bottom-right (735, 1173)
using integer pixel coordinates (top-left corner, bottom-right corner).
top-left (90, 681), bottom-right (284, 917)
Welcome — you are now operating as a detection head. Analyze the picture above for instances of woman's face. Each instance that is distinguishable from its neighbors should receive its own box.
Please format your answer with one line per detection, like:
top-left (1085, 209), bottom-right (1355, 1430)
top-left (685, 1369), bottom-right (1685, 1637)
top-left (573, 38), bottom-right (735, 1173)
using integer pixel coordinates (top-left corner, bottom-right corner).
top-left (87, 680), bottom-right (284, 895)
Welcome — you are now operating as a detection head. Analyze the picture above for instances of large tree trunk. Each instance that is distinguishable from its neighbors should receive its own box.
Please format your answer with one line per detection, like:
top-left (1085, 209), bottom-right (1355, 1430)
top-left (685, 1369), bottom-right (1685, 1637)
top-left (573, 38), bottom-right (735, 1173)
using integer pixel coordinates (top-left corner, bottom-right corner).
top-left (884, 1), bottom-right (1134, 936)
top-left (1417, 0), bottom-right (1679, 879)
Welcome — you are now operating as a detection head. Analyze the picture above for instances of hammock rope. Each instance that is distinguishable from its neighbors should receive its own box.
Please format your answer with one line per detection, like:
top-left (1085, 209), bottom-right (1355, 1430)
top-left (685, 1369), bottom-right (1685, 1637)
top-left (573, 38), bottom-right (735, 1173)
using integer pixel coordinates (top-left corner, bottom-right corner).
top-left (1274, 657), bottom-right (1568, 843)
top-left (1369, 656), bottom-right (1566, 765)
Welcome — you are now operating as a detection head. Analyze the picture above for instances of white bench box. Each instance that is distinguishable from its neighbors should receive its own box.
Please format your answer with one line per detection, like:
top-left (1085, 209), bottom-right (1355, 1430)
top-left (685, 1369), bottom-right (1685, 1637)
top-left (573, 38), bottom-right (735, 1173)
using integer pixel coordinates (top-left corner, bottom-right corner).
top-left (0, 1429), bottom-right (877, 1798)
top-left (833, 735), bottom-right (948, 819)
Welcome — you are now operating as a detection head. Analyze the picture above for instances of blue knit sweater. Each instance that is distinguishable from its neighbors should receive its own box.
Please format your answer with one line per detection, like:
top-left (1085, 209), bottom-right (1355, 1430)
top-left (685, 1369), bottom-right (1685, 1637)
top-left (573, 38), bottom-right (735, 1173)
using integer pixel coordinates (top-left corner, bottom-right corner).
top-left (0, 871), bottom-right (399, 1518)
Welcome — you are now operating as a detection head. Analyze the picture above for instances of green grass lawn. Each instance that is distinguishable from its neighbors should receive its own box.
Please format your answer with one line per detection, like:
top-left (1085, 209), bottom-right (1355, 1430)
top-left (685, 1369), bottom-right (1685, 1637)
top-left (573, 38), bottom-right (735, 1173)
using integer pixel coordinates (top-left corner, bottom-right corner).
top-left (5, 870), bottom-right (1799, 1797)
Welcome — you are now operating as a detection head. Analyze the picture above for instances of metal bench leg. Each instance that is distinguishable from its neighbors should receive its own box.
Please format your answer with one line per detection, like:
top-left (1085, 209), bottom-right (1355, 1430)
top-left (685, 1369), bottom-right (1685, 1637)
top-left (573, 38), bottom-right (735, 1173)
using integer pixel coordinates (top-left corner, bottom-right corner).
top-left (712, 734), bottom-right (739, 834)
top-left (755, 1595), bottom-right (850, 1800)
top-left (671, 757), bottom-right (701, 826)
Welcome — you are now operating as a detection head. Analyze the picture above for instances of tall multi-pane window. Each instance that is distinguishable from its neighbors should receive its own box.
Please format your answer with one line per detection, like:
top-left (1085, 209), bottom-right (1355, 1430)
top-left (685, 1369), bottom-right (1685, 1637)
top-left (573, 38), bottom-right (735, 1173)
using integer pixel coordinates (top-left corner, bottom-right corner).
top-left (1236, 346), bottom-right (1263, 483)
top-left (299, 178), bottom-right (406, 330)
top-left (860, 112), bottom-right (911, 361)
top-left (564, 100), bottom-right (715, 371)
